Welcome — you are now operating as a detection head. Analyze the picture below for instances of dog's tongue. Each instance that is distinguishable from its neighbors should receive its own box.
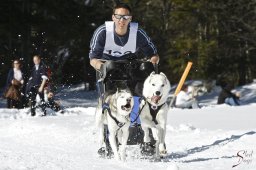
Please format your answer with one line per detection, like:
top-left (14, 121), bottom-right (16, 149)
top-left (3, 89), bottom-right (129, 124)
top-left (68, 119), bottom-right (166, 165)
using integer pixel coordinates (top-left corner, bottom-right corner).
top-left (151, 95), bottom-right (161, 104)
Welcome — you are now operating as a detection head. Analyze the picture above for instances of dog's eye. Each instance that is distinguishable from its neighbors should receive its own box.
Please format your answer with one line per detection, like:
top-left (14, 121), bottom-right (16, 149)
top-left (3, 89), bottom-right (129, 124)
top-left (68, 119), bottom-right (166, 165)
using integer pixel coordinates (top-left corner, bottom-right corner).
top-left (152, 84), bottom-right (155, 86)
top-left (161, 84), bottom-right (164, 87)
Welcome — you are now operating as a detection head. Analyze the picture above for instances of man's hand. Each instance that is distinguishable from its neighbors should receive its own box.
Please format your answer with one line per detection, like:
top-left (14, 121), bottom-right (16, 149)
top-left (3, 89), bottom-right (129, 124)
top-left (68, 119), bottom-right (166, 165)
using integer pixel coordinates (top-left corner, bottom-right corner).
top-left (150, 55), bottom-right (159, 64)
top-left (150, 55), bottom-right (159, 73)
top-left (90, 58), bottom-right (103, 70)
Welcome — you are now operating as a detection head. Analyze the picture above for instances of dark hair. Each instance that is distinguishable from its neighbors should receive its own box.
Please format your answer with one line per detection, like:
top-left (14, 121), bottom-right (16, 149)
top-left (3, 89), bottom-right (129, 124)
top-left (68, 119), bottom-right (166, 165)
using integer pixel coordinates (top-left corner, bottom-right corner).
top-left (12, 59), bottom-right (21, 67)
top-left (113, 3), bottom-right (132, 15)
top-left (181, 84), bottom-right (188, 91)
top-left (33, 55), bottom-right (41, 59)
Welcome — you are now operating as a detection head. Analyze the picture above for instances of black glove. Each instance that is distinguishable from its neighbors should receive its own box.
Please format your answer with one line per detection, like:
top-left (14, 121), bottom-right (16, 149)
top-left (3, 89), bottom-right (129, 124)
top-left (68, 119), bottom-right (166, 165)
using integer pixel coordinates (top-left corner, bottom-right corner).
top-left (153, 63), bottom-right (159, 74)
top-left (99, 62), bottom-right (107, 79)
top-left (139, 62), bottom-right (155, 74)
top-left (99, 60), bottom-right (115, 79)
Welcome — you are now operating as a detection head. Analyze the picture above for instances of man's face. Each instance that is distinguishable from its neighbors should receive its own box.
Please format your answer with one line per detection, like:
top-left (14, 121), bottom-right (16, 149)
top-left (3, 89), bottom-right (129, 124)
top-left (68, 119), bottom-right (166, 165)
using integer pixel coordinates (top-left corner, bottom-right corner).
top-left (112, 8), bottom-right (132, 30)
top-left (33, 56), bottom-right (40, 65)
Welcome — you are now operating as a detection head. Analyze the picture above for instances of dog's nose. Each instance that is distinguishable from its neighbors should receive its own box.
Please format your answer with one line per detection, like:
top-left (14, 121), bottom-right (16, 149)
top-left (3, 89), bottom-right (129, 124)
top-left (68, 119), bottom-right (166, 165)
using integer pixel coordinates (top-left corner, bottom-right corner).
top-left (155, 91), bottom-right (161, 96)
top-left (126, 98), bottom-right (131, 103)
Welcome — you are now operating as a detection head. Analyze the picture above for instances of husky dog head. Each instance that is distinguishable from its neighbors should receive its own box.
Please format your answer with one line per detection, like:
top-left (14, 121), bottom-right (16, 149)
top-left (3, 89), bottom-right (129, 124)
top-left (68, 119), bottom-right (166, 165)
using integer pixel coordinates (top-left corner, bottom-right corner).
top-left (143, 72), bottom-right (171, 106)
top-left (113, 89), bottom-right (134, 116)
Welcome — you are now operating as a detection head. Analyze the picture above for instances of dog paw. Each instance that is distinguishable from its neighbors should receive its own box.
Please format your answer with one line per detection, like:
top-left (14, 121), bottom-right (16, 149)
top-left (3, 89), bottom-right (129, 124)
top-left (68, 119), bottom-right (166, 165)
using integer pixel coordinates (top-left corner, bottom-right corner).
top-left (159, 143), bottom-right (167, 156)
top-left (141, 142), bottom-right (155, 156)
top-left (160, 150), bottom-right (167, 155)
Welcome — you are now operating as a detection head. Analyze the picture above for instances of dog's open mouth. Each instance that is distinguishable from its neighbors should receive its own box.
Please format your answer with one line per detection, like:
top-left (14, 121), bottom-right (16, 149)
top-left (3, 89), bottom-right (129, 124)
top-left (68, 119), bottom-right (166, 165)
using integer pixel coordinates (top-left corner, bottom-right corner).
top-left (121, 103), bottom-right (131, 111)
top-left (151, 95), bottom-right (162, 104)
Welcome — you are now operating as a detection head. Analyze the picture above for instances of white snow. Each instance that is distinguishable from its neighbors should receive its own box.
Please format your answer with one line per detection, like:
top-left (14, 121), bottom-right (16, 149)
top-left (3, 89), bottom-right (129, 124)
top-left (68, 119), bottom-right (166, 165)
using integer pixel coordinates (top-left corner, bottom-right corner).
top-left (0, 83), bottom-right (256, 170)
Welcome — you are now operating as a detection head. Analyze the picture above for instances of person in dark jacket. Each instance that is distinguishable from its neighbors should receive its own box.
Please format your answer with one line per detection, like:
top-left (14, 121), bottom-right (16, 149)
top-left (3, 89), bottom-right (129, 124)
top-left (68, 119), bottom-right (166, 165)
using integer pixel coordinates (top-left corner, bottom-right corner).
top-left (26, 55), bottom-right (48, 116)
top-left (89, 3), bottom-right (158, 156)
top-left (4, 59), bottom-right (24, 108)
top-left (217, 83), bottom-right (240, 106)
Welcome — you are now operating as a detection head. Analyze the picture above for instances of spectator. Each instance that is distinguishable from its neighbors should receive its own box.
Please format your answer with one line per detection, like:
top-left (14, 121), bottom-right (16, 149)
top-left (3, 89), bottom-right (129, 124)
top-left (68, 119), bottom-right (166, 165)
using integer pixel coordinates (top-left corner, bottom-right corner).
top-left (217, 83), bottom-right (240, 106)
top-left (26, 55), bottom-right (48, 116)
top-left (43, 88), bottom-right (63, 113)
top-left (4, 59), bottom-right (24, 108)
top-left (175, 84), bottom-right (200, 109)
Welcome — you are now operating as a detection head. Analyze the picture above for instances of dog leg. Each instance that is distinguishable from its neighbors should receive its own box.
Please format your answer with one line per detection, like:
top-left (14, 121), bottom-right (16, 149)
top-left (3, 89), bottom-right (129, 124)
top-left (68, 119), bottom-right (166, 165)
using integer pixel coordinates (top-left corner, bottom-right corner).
top-left (98, 124), bottom-right (105, 147)
top-left (154, 140), bottom-right (160, 159)
top-left (120, 125), bottom-right (129, 161)
top-left (158, 125), bottom-right (167, 156)
top-left (95, 107), bottom-right (103, 128)
top-left (142, 127), bottom-right (151, 143)
top-left (151, 127), bottom-right (159, 141)
top-left (95, 107), bottom-right (105, 147)
top-left (108, 131), bottom-right (120, 160)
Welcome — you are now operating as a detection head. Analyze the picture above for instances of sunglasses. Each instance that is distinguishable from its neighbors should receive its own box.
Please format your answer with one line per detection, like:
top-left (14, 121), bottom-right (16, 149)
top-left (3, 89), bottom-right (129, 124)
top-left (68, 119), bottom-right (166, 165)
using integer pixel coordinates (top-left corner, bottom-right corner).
top-left (114, 14), bottom-right (131, 20)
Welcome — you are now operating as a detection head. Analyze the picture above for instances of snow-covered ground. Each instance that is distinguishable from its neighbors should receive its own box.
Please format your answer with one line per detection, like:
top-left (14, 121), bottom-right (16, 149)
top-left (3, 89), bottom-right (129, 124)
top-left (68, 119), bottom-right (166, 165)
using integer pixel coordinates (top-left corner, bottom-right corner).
top-left (0, 82), bottom-right (255, 170)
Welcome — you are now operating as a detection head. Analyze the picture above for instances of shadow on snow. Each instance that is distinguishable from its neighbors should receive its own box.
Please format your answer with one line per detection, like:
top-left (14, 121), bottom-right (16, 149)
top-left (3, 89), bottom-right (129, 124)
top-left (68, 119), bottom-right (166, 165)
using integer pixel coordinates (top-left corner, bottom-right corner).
top-left (167, 131), bottom-right (256, 163)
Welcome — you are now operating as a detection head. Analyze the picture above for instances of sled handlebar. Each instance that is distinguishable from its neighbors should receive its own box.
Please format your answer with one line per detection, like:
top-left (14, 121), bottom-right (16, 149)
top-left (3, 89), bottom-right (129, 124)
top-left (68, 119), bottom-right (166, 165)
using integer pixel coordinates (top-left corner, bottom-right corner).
top-left (99, 58), bottom-right (149, 64)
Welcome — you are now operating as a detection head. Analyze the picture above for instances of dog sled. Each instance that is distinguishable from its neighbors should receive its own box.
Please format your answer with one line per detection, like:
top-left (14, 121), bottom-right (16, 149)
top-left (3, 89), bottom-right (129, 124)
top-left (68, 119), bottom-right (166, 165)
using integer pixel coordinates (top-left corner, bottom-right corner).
top-left (96, 57), bottom-right (158, 158)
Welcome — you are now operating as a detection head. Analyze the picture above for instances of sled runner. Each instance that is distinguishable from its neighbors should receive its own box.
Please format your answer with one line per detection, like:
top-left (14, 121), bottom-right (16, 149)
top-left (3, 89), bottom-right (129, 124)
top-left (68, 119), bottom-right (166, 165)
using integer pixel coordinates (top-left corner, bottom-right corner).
top-left (96, 58), bottom-right (157, 157)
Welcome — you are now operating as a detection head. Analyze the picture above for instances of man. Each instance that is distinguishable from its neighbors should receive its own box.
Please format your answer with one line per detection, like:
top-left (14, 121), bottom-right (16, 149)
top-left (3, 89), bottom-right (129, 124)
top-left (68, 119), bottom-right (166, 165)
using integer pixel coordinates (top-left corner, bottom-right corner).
top-left (89, 3), bottom-right (159, 72)
top-left (90, 3), bottom-right (160, 98)
top-left (175, 84), bottom-right (200, 109)
top-left (89, 2), bottom-right (160, 117)
top-left (217, 83), bottom-right (240, 106)
top-left (89, 3), bottom-right (159, 155)
top-left (26, 55), bottom-right (48, 116)
top-left (44, 88), bottom-right (63, 113)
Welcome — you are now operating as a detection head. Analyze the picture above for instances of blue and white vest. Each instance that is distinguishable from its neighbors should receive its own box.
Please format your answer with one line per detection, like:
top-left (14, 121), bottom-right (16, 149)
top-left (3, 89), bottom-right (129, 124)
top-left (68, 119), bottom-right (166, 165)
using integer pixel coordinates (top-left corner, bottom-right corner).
top-left (103, 21), bottom-right (138, 57)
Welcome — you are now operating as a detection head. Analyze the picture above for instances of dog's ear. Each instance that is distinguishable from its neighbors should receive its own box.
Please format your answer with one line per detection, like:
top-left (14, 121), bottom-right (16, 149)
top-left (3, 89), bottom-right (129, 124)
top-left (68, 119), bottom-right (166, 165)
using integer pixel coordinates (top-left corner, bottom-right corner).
top-left (115, 89), bottom-right (119, 97)
top-left (150, 71), bottom-right (156, 76)
top-left (125, 88), bottom-right (131, 94)
top-left (160, 72), bottom-right (166, 77)
top-left (160, 72), bottom-right (167, 80)
top-left (149, 71), bottom-right (156, 83)
top-left (160, 72), bottom-right (168, 84)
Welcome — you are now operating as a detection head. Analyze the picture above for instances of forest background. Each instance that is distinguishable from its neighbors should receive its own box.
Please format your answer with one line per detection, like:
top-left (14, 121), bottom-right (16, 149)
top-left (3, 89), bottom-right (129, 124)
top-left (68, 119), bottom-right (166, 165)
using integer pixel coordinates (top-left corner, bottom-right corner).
top-left (0, 0), bottom-right (255, 89)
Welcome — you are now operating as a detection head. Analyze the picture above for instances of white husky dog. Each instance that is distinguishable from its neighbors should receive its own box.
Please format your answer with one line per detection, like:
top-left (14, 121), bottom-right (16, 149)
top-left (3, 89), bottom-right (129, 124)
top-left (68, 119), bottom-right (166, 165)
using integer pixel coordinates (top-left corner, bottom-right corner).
top-left (95, 89), bottom-right (134, 161)
top-left (140, 72), bottom-right (171, 158)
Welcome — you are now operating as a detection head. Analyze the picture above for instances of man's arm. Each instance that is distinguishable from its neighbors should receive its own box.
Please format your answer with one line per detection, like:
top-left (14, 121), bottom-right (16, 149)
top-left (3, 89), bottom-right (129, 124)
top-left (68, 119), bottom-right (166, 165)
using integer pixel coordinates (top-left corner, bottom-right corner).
top-left (38, 66), bottom-right (48, 93)
top-left (137, 29), bottom-right (159, 64)
top-left (38, 79), bottom-right (47, 93)
top-left (89, 24), bottom-right (106, 70)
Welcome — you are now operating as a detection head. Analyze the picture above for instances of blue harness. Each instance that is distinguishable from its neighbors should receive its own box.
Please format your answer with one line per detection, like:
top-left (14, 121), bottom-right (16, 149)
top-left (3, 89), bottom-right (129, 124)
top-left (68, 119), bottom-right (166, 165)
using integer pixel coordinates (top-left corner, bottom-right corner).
top-left (101, 96), bottom-right (147, 127)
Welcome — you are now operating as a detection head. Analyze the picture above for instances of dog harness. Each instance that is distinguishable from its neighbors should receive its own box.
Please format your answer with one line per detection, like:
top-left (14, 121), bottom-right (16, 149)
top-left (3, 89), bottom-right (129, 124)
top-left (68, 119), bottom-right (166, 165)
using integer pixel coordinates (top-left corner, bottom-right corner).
top-left (147, 102), bottom-right (166, 125)
top-left (103, 21), bottom-right (138, 57)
